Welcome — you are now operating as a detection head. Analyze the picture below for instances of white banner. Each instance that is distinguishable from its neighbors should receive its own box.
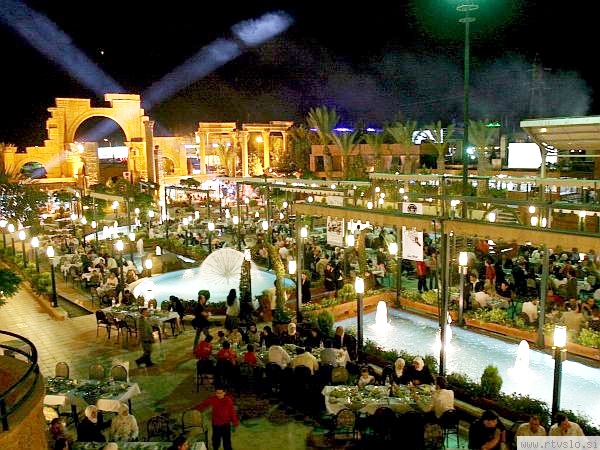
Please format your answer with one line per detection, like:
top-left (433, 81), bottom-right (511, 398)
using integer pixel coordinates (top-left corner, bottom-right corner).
top-left (326, 216), bottom-right (345, 247)
top-left (402, 202), bottom-right (423, 215)
top-left (402, 229), bottom-right (423, 261)
top-left (326, 196), bottom-right (344, 206)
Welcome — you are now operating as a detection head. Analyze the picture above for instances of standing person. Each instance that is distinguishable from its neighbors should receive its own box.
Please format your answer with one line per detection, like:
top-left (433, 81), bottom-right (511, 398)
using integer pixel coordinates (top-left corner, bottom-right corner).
top-left (416, 260), bottom-right (428, 293)
top-left (300, 272), bottom-right (312, 303)
top-left (192, 292), bottom-right (210, 351)
top-left (428, 249), bottom-right (439, 290)
top-left (135, 308), bottom-right (154, 367)
top-left (225, 289), bottom-right (240, 332)
top-left (195, 385), bottom-right (239, 450)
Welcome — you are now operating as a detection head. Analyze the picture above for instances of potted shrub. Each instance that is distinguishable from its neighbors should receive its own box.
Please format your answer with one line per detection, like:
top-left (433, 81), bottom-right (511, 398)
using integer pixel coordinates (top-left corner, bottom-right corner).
top-left (480, 364), bottom-right (502, 399)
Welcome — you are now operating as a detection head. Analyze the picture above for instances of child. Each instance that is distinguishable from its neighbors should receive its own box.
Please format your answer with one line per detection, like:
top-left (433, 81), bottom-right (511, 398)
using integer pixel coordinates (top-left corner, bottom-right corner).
top-left (357, 366), bottom-right (376, 388)
top-left (195, 385), bottom-right (239, 450)
top-left (243, 344), bottom-right (257, 368)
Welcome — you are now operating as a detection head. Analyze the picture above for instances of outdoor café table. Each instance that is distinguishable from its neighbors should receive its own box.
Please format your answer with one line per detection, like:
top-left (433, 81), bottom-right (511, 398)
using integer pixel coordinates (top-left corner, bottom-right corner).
top-left (322, 384), bottom-right (432, 416)
top-left (256, 343), bottom-right (349, 367)
top-left (103, 305), bottom-right (180, 337)
top-left (73, 442), bottom-right (207, 450)
top-left (44, 377), bottom-right (142, 421)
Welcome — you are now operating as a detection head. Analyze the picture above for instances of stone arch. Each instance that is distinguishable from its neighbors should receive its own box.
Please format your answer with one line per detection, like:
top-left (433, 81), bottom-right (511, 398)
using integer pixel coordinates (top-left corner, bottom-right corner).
top-left (16, 160), bottom-right (48, 179)
top-left (22, 93), bottom-right (150, 182)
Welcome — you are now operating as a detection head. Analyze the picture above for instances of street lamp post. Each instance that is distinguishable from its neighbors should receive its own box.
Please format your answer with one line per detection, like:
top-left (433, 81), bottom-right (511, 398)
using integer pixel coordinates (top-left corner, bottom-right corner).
top-left (31, 236), bottom-right (40, 273)
top-left (388, 242), bottom-right (400, 303)
top-left (458, 251), bottom-right (468, 326)
top-left (47, 245), bottom-right (58, 307)
top-left (551, 325), bottom-right (567, 420)
top-left (91, 220), bottom-right (98, 251)
top-left (115, 239), bottom-right (125, 292)
top-left (293, 226), bottom-right (308, 323)
top-left (457, 2), bottom-right (479, 201)
top-left (233, 215), bottom-right (241, 250)
top-left (18, 230), bottom-right (27, 267)
top-left (8, 223), bottom-right (15, 256)
top-left (207, 221), bottom-right (215, 253)
top-left (128, 232), bottom-right (136, 263)
top-left (0, 219), bottom-right (7, 248)
top-left (355, 276), bottom-right (365, 361)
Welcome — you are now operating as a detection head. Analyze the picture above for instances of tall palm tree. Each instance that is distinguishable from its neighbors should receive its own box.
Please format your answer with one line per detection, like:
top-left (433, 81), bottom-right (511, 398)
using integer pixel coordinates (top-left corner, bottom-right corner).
top-left (425, 121), bottom-right (456, 173)
top-left (364, 132), bottom-right (385, 172)
top-left (468, 119), bottom-right (497, 196)
top-left (287, 125), bottom-right (313, 173)
top-left (385, 120), bottom-right (418, 174)
top-left (306, 106), bottom-right (339, 179)
top-left (330, 130), bottom-right (360, 179)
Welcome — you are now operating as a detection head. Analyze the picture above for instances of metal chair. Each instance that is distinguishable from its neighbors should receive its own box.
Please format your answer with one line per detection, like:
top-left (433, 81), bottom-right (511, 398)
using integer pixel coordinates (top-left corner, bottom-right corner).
top-left (181, 408), bottom-right (209, 444)
top-left (95, 310), bottom-right (111, 338)
top-left (264, 362), bottom-right (283, 394)
top-left (147, 414), bottom-right (171, 441)
top-left (196, 359), bottom-right (214, 392)
top-left (123, 314), bottom-right (139, 341)
top-left (55, 361), bottom-right (70, 378)
top-left (368, 406), bottom-right (397, 443)
top-left (333, 408), bottom-right (358, 442)
top-left (110, 364), bottom-right (128, 381)
top-left (89, 363), bottom-right (105, 380)
top-left (439, 409), bottom-right (460, 448)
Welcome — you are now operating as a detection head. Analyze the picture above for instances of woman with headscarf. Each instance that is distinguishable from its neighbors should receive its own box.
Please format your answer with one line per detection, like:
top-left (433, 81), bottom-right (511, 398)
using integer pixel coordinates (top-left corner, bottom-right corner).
top-left (77, 405), bottom-right (106, 442)
top-left (109, 402), bottom-right (139, 442)
top-left (406, 356), bottom-right (435, 386)
top-left (391, 357), bottom-right (409, 385)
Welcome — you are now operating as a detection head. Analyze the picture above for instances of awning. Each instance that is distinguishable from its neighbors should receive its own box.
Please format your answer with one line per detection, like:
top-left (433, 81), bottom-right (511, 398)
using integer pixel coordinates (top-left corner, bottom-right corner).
top-left (520, 116), bottom-right (600, 151)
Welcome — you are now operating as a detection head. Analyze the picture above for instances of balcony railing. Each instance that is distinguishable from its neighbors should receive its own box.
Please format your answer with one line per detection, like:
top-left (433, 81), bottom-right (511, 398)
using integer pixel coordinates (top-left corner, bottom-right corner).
top-left (0, 330), bottom-right (40, 431)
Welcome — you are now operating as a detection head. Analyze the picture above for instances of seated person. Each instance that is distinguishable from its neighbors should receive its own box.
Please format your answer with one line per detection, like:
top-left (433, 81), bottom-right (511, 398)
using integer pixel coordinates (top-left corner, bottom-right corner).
top-left (581, 297), bottom-right (599, 322)
top-left (588, 308), bottom-right (600, 332)
top-left (77, 405), bottom-right (106, 442)
top-left (48, 418), bottom-right (73, 450)
top-left (357, 366), bottom-right (376, 388)
top-left (109, 402), bottom-right (139, 442)
top-left (267, 337), bottom-right (291, 368)
top-left (216, 341), bottom-right (237, 366)
top-left (194, 334), bottom-right (214, 360)
top-left (562, 301), bottom-right (585, 336)
top-left (496, 281), bottom-right (513, 300)
top-left (260, 325), bottom-right (277, 349)
top-left (121, 289), bottom-right (135, 305)
top-left (320, 339), bottom-right (340, 367)
top-left (516, 414), bottom-right (546, 437)
top-left (406, 356), bottom-right (434, 386)
top-left (304, 327), bottom-right (323, 349)
top-left (425, 376), bottom-right (454, 421)
top-left (125, 268), bottom-right (138, 284)
top-left (282, 322), bottom-right (300, 345)
top-left (97, 272), bottom-right (119, 298)
top-left (227, 327), bottom-right (244, 347)
top-left (290, 346), bottom-right (319, 375)
top-left (333, 326), bottom-right (357, 361)
top-left (549, 413), bottom-right (584, 436)
top-left (244, 323), bottom-right (261, 346)
top-left (243, 344), bottom-right (258, 368)
top-left (468, 409), bottom-right (506, 450)
top-left (215, 330), bottom-right (226, 346)
top-left (391, 358), bottom-right (409, 385)
top-left (521, 299), bottom-right (540, 323)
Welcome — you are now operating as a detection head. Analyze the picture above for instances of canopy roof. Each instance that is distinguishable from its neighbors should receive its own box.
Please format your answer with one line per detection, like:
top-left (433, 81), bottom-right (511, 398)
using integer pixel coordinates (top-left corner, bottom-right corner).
top-left (520, 116), bottom-right (600, 152)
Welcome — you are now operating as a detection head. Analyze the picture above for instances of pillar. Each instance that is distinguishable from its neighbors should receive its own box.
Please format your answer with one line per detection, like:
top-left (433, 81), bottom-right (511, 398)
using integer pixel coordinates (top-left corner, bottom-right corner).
top-left (144, 120), bottom-right (156, 183)
top-left (262, 131), bottom-right (270, 169)
top-left (241, 131), bottom-right (249, 177)
top-left (199, 132), bottom-right (207, 175)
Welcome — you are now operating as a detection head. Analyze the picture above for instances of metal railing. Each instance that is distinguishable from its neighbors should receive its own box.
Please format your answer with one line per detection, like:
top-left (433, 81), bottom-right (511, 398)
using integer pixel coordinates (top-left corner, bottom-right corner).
top-left (0, 330), bottom-right (40, 431)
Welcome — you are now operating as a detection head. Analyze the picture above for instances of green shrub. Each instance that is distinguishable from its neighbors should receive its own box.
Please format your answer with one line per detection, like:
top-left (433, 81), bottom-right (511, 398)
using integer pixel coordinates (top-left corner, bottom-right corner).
top-left (337, 283), bottom-right (355, 303)
top-left (576, 328), bottom-right (600, 348)
top-left (480, 365), bottom-right (502, 398)
top-left (316, 310), bottom-right (335, 338)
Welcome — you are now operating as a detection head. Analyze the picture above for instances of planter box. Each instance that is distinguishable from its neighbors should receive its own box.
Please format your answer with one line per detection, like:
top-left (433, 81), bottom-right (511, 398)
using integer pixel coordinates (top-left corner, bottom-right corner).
top-left (400, 297), bottom-right (459, 322)
top-left (308, 291), bottom-right (395, 322)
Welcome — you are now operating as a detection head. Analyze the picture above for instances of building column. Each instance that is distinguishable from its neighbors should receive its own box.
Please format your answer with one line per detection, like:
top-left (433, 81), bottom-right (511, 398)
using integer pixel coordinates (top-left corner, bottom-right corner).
top-left (240, 131), bottom-right (249, 177)
top-left (199, 132), bottom-right (207, 175)
top-left (262, 131), bottom-right (270, 169)
top-left (144, 120), bottom-right (156, 183)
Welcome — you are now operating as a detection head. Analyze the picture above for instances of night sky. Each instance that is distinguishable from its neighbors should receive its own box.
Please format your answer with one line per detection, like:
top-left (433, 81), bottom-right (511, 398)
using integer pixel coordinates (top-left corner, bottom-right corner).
top-left (1, 0), bottom-right (598, 148)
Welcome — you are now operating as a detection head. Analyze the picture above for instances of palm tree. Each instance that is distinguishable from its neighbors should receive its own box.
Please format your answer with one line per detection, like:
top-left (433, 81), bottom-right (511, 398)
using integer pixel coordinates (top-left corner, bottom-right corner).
top-left (425, 121), bottom-right (456, 173)
top-left (287, 125), bottom-right (313, 174)
top-left (468, 119), bottom-right (497, 196)
top-left (306, 106), bottom-right (339, 179)
top-left (330, 130), bottom-right (360, 179)
top-left (385, 120), bottom-right (418, 174)
top-left (364, 132), bottom-right (385, 172)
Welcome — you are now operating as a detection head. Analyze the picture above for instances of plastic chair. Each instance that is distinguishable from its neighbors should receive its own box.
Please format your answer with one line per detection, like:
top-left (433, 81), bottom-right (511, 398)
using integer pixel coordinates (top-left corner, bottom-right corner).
top-left (181, 408), bottom-right (209, 443)
top-left (55, 361), bottom-right (70, 378)
top-left (89, 363), bottom-right (105, 380)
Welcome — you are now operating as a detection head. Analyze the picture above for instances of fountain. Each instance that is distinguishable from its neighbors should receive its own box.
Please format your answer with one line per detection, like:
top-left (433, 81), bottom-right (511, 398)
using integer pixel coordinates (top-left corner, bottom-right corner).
top-left (373, 301), bottom-right (390, 332)
top-left (132, 248), bottom-right (293, 303)
top-left (336, 308), bottom-right (600, 426)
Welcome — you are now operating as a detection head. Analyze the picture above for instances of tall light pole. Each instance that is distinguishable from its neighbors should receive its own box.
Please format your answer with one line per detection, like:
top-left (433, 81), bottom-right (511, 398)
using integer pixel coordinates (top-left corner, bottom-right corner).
top-left (388, 241), bottom-right (400, 303)
top-left (18, 230), bottom-right (27, 267)
top-left (458, 2), bottom-right (479, 200)
top-left (551, 325), bottom-right (567, 420)
top-left (458, 251), bottom-right (468, 326)
top-left (115, 239), bottom-right (125, 292)
top-left (91, 220), bottom-right (98, 251)
top-left (355, 276), bottom-right (365, 361)
top-left (293, 225), bottom-right (308, 323)
top-left (128, 231), bottom-right (136, 263)
top-left (47, 245), bottom-right (58, 307)
top-left (7, 223), bottom-right (15, 256)
top-left (207, 221), bottom-right (215, 253)
top-left (31, 236), bottom-right (40, 273)
top-left (0, 219), bottom-right (7, 248)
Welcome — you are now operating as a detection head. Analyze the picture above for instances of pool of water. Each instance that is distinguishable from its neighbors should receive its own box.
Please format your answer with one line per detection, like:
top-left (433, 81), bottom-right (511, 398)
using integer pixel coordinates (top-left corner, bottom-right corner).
top-left (132, 266), bottom-right (293, 303)
top-left (336, 307), bottom-right (600, 426)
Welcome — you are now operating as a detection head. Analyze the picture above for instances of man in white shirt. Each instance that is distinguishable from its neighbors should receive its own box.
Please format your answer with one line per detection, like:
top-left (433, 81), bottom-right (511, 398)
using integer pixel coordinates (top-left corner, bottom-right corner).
top-left (521, 299), bottom-right (539, 323)
top-left (549, 413), bottom-right (584, 436)
top-left (290, 347), bottom-right (319, 375)
top-left (267, 339), bottom-right (291, 369)
top-left (516, 414), bottom-right (546, 437)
